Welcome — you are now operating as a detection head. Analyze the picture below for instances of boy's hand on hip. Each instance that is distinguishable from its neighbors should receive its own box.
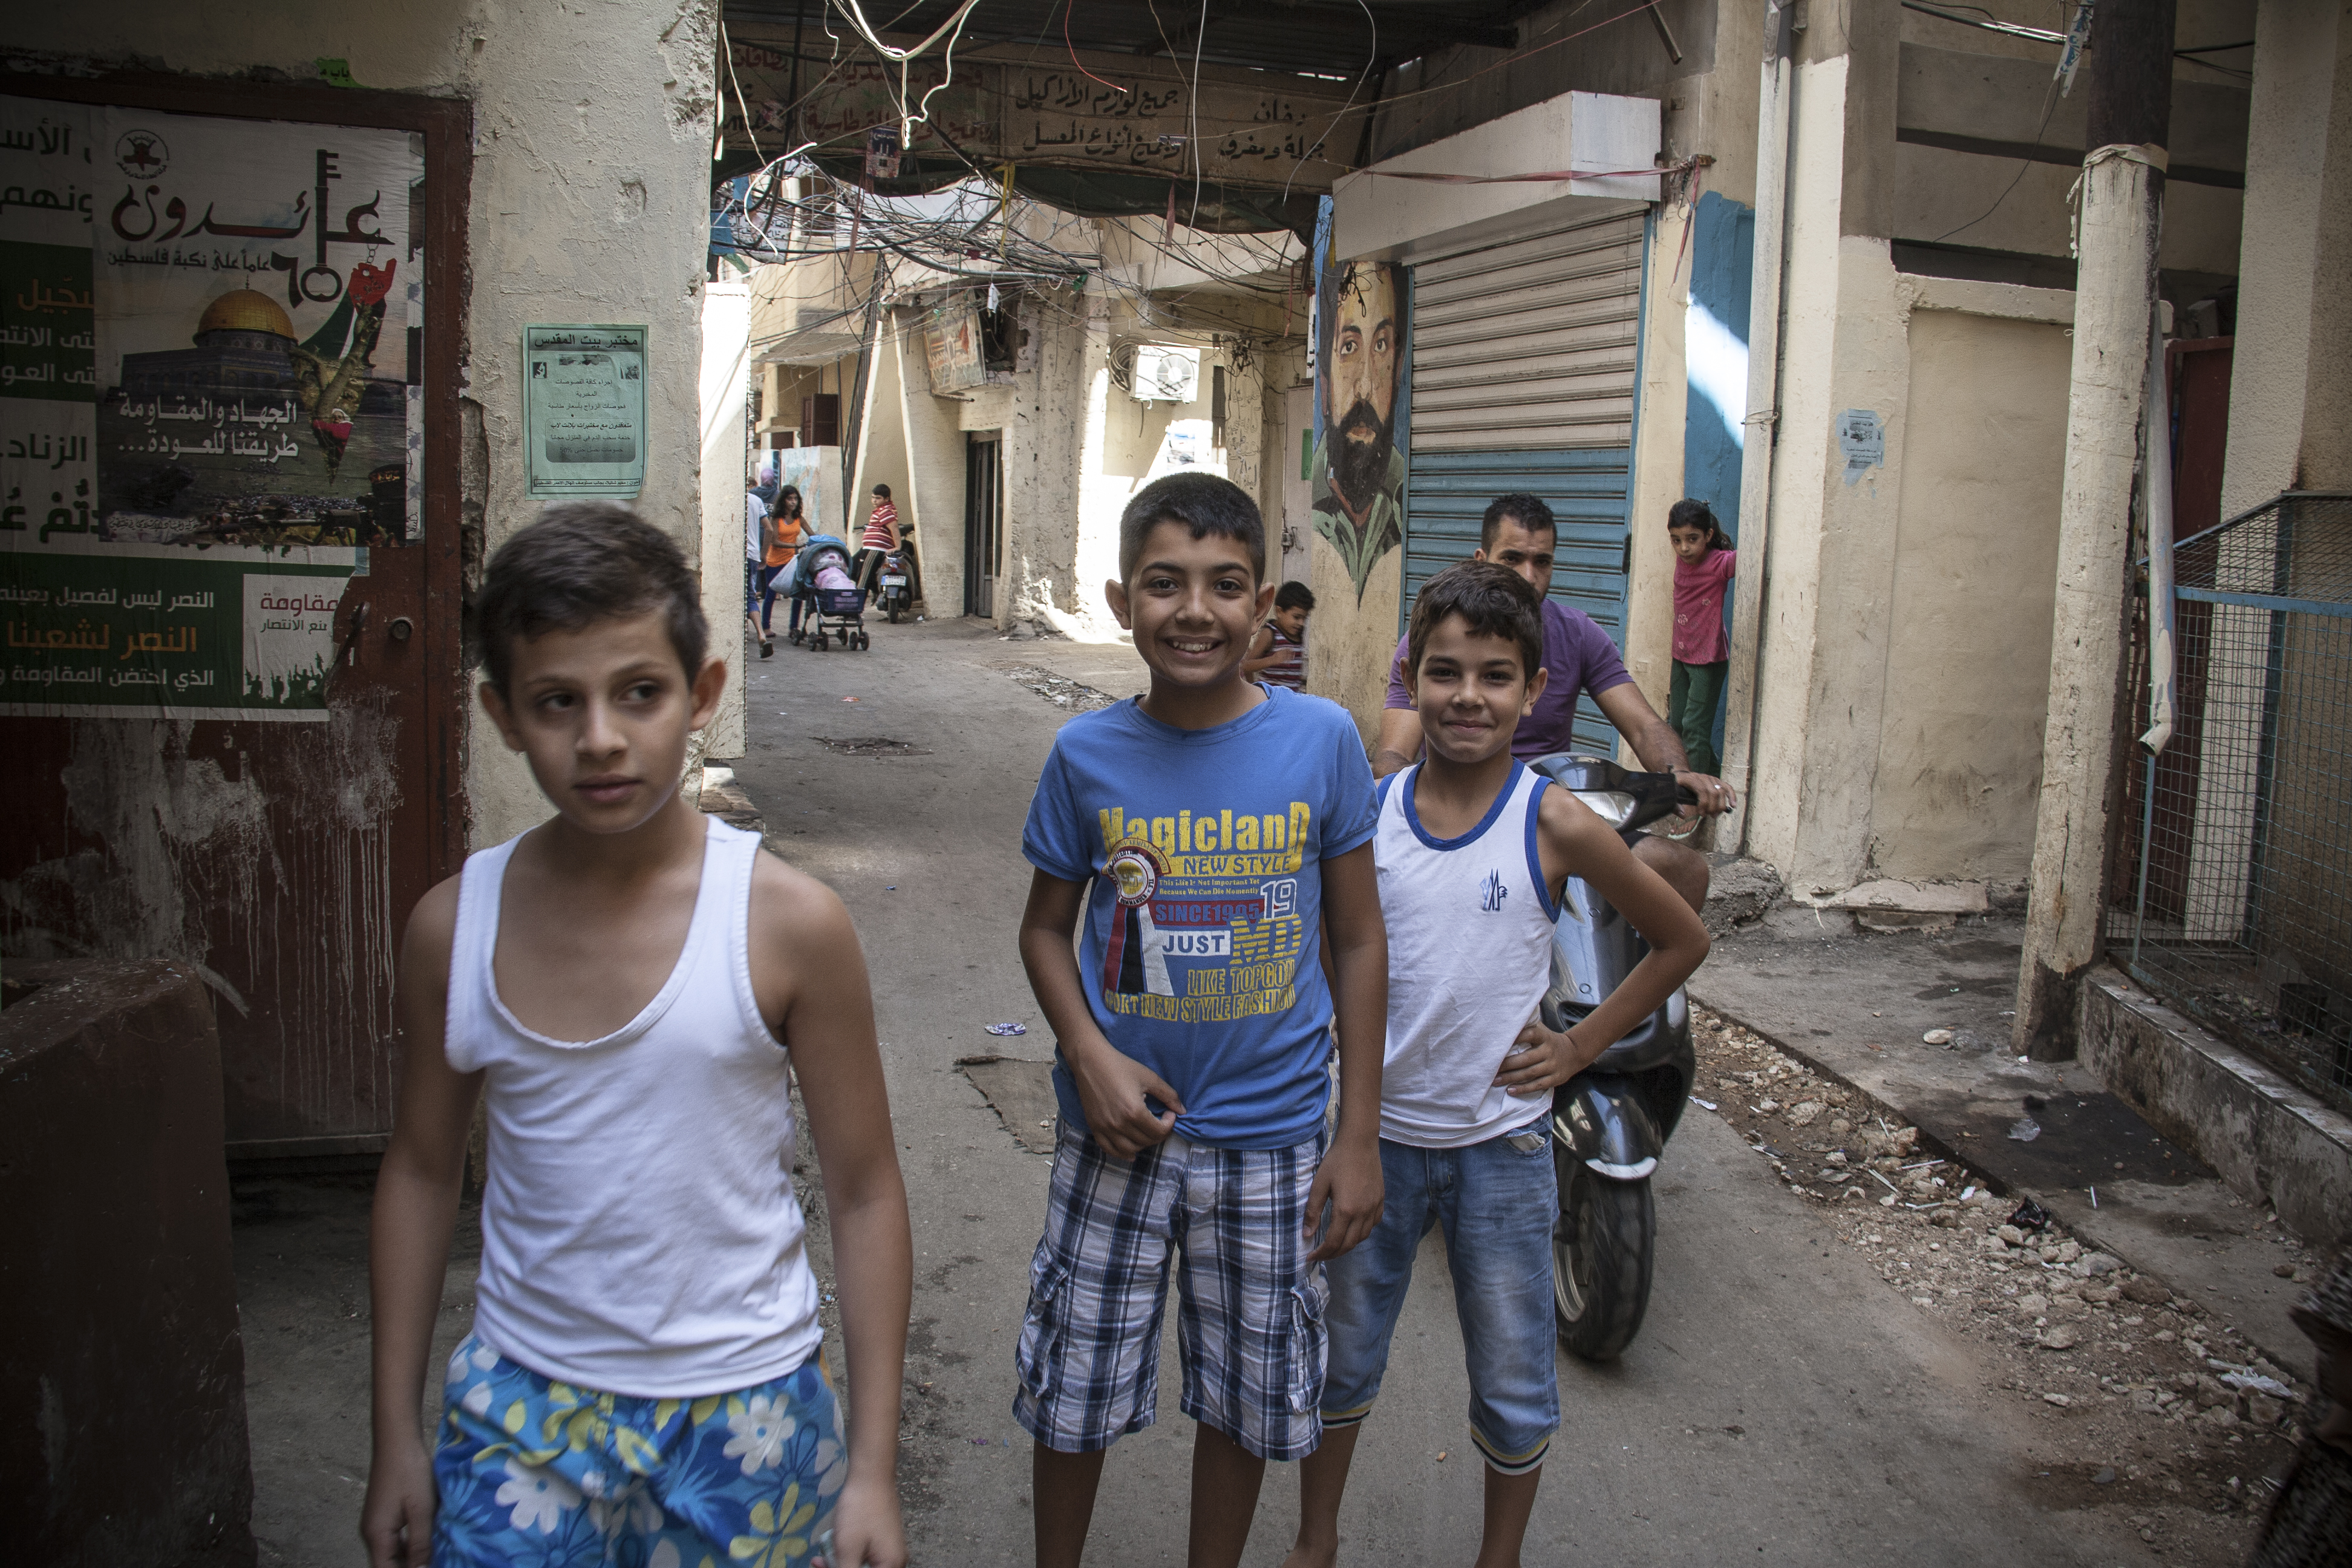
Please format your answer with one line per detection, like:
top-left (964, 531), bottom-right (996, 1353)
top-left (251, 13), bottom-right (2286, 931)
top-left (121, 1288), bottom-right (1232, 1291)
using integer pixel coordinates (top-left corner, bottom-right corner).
top-left (1305, 1135), bottom-right (1383, 1261)
top-left (818, 1472), bottom-right (907, 1567)
top-left (359, 1439), bottom-right (435, 1568)
top-left (1065, 1039), bottom-right (1184, 1161)
top-left (1495, 1019), bottom-right (1607, 1097)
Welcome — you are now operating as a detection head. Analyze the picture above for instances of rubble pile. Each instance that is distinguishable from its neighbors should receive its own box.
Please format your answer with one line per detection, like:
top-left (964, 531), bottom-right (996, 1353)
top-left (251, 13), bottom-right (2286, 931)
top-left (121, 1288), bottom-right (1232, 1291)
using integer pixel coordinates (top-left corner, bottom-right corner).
top-left (1002, 665), bottom-right (1118, 714)
top-left (1691, 1008), bottom-right (2314, 1558)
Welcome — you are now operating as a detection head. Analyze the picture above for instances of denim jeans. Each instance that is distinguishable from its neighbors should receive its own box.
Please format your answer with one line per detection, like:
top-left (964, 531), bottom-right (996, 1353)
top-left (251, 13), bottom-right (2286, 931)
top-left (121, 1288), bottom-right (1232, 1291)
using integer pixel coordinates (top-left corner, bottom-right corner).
top-left (1319, 1124), bottom-right (1561, 1473)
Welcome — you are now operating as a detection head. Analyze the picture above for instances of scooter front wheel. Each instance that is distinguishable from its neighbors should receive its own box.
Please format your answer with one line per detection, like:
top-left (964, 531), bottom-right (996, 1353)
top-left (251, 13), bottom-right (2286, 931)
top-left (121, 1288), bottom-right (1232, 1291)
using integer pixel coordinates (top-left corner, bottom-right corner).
top-left (1552, 1156), bottom-right (1656, 1362)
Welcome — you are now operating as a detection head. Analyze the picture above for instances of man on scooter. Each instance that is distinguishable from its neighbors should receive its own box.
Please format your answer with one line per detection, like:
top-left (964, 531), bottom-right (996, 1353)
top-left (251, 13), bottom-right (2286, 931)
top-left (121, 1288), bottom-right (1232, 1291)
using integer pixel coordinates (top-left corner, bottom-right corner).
top-left (1371, 492), bottom-right (1734, 913)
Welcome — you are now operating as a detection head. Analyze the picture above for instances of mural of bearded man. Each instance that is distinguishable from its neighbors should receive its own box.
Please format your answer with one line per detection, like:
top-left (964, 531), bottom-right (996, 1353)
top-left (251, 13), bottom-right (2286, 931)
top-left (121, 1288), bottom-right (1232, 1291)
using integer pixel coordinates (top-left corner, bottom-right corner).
top-left (1310, 257), bottom-right (1407, 603)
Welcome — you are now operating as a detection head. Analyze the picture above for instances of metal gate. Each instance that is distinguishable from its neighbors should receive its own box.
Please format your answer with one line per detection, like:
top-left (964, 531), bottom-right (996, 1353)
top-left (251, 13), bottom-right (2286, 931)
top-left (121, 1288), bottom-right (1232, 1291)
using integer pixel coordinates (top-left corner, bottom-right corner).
top-left (2115, 492), bottom-right (2352, 1114)
top-left (1405, 204), bottom-right (1647, 755)
top-left (964, 432), bottom-right (1001, 618)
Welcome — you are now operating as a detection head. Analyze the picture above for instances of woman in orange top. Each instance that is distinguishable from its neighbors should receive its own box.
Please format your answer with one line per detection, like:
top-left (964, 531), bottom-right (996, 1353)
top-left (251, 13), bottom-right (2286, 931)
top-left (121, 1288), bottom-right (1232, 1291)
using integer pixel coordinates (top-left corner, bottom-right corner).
top-left (760, 485), bottom-right (808, 640)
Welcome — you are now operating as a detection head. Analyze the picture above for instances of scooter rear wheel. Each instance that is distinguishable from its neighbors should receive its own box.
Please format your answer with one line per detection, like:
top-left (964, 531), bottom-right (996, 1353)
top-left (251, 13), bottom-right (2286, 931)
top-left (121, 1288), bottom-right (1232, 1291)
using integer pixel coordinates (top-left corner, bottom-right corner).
top-left (1552, 1158), bottom-right (1656, 1362)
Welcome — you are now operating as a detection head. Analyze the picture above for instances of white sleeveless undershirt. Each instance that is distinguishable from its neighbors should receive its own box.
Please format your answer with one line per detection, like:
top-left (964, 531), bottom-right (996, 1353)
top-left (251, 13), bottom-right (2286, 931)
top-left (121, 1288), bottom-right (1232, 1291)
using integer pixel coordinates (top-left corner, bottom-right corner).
top-left (446, 815), bottom-right (822, 1397)
top-left (1373, 762), bottom-right (1560, 1148)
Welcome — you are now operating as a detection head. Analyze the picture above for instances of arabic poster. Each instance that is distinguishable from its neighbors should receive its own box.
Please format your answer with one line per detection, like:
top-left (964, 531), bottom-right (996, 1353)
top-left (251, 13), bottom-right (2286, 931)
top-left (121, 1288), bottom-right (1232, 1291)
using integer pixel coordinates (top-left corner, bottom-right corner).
top-left (522, 325), bottom-right (647, 498)
top-left (924, 298), bottom-right (984, 394)
top-left (1, 542), bottom-right (358, 717)
top-left (1, 98), bottom-right (99, 555)
top-left (94, 105), bottom-right (423, 547)
top-left (1, 95), bottom-right (371, 721)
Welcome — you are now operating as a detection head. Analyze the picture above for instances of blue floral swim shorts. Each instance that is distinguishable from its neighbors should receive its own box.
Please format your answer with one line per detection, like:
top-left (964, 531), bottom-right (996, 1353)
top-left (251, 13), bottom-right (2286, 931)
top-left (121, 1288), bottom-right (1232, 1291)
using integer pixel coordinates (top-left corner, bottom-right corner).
top-left (431, 1334), bottom-right (846, 1568)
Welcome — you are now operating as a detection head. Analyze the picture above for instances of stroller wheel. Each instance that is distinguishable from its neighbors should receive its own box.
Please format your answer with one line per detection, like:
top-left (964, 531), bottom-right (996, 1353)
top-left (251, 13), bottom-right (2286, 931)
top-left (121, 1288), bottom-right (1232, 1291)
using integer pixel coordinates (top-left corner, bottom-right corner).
top-left (813, 632), bottom-right (827, 651)
top-left (857, 631), bottom-right (870, 650)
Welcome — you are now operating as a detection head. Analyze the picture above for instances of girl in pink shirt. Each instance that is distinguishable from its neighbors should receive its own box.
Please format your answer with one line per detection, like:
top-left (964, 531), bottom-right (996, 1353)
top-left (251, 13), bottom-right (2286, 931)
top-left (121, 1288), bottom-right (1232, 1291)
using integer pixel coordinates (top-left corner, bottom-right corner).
top-left (1668, 498), bottom-right (1736, 777)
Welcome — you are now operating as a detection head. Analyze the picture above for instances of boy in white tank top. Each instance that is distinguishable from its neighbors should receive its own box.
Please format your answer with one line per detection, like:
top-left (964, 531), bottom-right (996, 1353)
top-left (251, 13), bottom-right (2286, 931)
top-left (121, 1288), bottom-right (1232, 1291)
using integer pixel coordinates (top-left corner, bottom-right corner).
top-left (361, 505), bottom-right (912, 1568)
top-left (1282, 562), bottom-right (1708, 1568)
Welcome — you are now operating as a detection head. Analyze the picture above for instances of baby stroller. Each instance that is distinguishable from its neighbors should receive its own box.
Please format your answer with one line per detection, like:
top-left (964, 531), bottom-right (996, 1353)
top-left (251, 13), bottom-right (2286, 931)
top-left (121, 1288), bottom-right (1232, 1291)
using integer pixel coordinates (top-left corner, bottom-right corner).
top-left (788, 533), bottom-right (869, 652)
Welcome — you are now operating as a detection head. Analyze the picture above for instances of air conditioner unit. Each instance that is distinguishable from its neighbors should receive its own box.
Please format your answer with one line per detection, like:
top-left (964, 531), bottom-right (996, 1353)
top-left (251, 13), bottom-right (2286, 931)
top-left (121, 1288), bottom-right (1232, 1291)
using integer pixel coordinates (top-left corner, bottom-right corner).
top-left (1129, 345), bottom-right (1198, 403)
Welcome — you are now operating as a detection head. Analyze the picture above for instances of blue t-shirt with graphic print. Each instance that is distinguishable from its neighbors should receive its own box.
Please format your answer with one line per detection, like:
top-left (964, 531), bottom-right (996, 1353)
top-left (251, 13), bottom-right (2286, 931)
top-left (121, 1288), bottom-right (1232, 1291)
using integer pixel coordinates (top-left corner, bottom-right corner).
top-left (1022, 684), bottom-right (1379, 1151)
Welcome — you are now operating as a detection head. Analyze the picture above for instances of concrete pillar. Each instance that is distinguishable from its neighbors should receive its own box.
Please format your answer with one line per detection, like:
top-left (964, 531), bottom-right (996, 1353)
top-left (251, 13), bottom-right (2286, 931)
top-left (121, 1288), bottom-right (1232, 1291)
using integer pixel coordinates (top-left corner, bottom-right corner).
top-left (893, 313), bottom-right (967, 616)
top-left (2174, 1), bottom-right (2352, 948)
top-left (697, 278), bottom-right (751, 759)
top-left (2014, 0), bottom-right (2178, 1057)
top-left (1723, 0), bottom-right (1912, 895)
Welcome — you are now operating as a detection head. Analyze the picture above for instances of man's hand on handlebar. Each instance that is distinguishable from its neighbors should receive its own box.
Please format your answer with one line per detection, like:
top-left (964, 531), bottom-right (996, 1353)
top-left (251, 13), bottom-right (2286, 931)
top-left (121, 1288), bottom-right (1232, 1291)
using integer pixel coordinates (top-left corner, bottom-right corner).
top-left (1673, 770), bottom-right (1737, 820)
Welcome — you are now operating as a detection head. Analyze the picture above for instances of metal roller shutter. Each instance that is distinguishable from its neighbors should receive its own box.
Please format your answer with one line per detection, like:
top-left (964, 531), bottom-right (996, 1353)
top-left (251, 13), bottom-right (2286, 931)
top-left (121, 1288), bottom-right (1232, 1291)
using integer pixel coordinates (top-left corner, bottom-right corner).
top-left (1404, 203), bottom-right (1649, 756)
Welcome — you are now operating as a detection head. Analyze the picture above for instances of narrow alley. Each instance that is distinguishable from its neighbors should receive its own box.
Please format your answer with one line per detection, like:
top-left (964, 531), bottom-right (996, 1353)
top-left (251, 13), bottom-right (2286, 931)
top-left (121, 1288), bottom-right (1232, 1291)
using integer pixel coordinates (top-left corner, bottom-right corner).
top-left (8, 3), bottom-right (2350, 1564)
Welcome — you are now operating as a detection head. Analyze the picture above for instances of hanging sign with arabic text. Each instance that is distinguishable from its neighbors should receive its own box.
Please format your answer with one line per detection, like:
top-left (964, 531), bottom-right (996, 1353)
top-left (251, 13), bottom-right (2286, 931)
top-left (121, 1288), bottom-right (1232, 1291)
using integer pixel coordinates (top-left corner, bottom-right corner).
top-left (717, 39), bottom-right (1362, 192)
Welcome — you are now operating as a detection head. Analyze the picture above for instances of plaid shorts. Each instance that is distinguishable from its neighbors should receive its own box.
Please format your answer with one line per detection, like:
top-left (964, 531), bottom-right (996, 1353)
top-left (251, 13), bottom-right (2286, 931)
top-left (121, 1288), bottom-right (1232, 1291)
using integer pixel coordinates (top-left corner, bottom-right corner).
top-left (1013, 1124), bottom-right (1329, 1462)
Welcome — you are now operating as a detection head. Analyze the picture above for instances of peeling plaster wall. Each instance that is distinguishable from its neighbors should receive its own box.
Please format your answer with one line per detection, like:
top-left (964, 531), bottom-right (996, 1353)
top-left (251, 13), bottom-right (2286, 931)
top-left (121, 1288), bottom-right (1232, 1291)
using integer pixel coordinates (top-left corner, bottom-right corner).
top-left (1002, 299), bottom-right (1091, 630)
top-left (1, 708), bottom-right (407, 1135)
top-left (1305, 534), bottom-right (1403, 751)
top-left (3, 0), bottom-right (729, 849)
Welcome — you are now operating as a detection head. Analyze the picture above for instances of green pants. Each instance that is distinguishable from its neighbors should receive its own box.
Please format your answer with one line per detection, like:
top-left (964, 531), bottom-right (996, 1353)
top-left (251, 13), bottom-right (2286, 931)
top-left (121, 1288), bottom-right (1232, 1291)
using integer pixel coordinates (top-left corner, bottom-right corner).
top-left (1669, 659), bottom-right (1729, 778)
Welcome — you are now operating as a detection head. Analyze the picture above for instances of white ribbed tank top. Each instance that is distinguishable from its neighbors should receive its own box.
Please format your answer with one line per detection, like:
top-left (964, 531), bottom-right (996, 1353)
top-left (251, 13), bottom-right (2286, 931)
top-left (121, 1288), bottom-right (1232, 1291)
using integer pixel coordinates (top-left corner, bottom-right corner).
top-left (446, 815), bottom-right (822, 1397)
top-left (1373, 762), bottom-right (1560, 1148)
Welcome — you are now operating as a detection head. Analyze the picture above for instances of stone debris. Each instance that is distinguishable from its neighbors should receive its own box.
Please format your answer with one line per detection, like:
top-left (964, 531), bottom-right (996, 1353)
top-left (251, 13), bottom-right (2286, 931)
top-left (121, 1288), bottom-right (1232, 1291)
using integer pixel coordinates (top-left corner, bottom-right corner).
top-left (1690, 1007), bottom-right (2308, 1556)
top-left (1003, 665), bottom-right (1119, 713)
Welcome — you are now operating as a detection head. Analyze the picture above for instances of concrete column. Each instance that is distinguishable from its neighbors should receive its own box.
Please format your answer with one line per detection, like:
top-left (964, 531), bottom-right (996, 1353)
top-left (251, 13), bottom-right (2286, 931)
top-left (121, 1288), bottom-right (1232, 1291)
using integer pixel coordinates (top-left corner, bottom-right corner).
top-left (1725, 0), bottom-right (1913, 896)
top-left (893, 316), bottom-right (967, 616)
top-left (697, 279), bottom-right (751, 759)
top-left (1622, 197), bottom-right (1693, 745)
top-left (2014, 0), bottom-right (2177, 1057)
top-left (2176, 1), bottom-right (2352, 946)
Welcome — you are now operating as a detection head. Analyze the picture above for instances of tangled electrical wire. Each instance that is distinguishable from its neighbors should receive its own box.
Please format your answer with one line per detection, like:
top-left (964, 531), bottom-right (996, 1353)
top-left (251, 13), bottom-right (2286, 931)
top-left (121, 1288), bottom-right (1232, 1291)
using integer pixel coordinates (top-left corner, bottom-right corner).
top-left (719, 153), bottom-right (1304, 352)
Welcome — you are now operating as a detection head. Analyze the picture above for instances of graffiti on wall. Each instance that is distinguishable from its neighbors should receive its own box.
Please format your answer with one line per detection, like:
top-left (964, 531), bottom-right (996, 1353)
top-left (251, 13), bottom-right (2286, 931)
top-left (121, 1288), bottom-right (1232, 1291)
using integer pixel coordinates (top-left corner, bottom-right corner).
top-left (1309, 198), bottom-right (1408, 604)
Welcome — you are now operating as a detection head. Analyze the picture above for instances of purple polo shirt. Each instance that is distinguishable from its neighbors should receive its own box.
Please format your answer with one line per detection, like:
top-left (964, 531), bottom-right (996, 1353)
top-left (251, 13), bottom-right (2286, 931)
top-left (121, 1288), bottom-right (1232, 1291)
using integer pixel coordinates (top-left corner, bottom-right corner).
top-left (1385, 598), bottom-right (1634, 757)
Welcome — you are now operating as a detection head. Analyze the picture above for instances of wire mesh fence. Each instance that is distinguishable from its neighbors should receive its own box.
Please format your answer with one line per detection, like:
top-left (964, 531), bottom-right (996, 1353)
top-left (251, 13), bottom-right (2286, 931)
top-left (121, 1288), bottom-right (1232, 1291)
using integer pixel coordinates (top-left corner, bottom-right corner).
top-left (2112, 492), bottom-right (2352, 1113)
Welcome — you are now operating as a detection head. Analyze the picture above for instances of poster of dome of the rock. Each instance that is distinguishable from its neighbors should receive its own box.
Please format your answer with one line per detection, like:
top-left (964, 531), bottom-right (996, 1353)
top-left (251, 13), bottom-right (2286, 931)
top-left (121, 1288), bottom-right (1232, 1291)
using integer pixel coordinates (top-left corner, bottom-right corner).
top-left (1, 97), bottom-right (416, 718)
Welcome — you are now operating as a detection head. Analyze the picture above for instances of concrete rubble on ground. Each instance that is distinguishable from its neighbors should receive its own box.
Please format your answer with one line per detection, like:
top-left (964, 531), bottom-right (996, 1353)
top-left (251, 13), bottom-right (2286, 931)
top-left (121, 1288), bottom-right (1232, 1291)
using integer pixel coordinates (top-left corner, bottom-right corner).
top-left (1700, 857), bottom-right (1785, 936)
top-left (1690, 1005), bottom-right (2315, 1556)
top-left (1001, 665), bottom-right (1117, 713)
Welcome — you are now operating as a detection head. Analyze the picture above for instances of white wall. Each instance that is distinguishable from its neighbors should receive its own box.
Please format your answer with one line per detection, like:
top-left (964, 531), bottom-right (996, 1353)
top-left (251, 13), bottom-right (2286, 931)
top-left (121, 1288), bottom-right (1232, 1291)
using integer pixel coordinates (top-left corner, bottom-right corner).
top-left (699, 279), bottom-right (751, 759)
top-left (7, 1), bottom-right (724, 849)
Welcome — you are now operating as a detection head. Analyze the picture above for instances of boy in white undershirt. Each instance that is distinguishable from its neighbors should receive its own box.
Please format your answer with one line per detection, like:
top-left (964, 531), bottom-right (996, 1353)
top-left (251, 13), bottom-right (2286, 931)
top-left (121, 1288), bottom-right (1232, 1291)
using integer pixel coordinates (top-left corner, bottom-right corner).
top-left (361, 503), bottom-right (911, 1568)
top-left (1281, 561), bottom-right (1708, 1568)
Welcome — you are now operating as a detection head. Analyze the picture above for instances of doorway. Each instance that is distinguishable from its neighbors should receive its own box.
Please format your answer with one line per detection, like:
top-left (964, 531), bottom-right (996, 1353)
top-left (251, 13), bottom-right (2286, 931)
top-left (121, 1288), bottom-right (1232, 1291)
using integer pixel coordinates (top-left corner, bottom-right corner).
top-left (964, 432), bottom-right (1002, 618)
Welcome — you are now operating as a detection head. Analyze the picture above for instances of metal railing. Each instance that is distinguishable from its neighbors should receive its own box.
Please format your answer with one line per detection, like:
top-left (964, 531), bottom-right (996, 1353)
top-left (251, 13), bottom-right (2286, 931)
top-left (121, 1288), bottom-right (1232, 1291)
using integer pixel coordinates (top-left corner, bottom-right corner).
top-left (2112, 492), bottom-right (2352, 1112)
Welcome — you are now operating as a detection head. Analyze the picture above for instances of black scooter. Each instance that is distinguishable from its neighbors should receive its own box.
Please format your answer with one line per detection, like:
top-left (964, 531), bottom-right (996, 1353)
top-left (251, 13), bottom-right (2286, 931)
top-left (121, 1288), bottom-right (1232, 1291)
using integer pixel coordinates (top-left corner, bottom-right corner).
top-left (1530, 754), bottom-right (1699, 1362)
top-left (876, 524), bottom-right (918, 622)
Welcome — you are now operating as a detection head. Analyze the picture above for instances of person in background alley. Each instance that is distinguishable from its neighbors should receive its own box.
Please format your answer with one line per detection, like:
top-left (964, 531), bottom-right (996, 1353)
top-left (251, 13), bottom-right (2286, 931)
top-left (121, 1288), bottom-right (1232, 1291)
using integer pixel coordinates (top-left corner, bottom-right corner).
top-left (1014, 472), bottom-right (1388, 1568)
top-left (762, 483), bottom-right (809, 645)
top-left (1373, 492), bottom-right (1733, 914)
top-left (2247, 1252), bottom-right (2352, 1566)
top-left (856, 484), bottom-right (900, 593)
top-left (1245, 581), bottom-right (1316, 690)
top-left (361, 506), bottom-right (912, 1568)
top-left (1667, 499), bottom-right (1736, 779)
top-left (1285, 563), bottom-right (1707, 1568)
top-left (745, 460), bottom-right (779, 658)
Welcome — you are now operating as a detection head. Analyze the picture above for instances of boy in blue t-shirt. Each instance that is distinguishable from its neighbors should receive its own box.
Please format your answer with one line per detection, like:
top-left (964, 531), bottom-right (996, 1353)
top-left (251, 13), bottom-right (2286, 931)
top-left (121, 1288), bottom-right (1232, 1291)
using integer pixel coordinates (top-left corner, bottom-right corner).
top-left (1016, 472), bottom-right (1388, 1568)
